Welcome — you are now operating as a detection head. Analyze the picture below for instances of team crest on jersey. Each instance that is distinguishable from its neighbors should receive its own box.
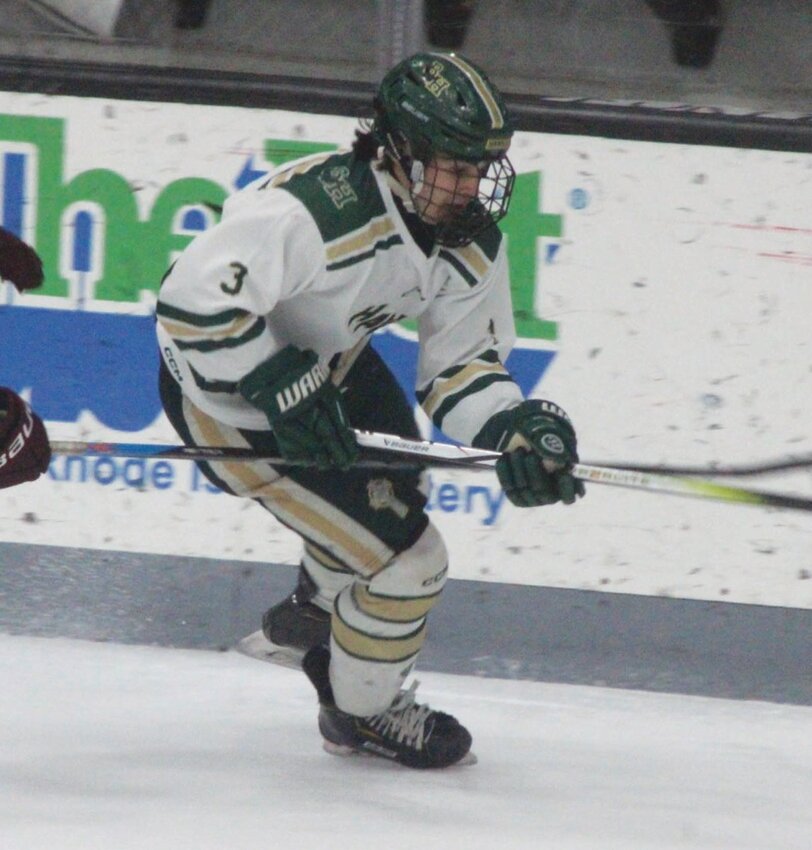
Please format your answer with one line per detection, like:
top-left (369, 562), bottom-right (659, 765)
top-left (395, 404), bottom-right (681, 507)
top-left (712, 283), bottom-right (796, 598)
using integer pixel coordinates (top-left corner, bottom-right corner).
top-left (318, 166), bottom-right (358, 209)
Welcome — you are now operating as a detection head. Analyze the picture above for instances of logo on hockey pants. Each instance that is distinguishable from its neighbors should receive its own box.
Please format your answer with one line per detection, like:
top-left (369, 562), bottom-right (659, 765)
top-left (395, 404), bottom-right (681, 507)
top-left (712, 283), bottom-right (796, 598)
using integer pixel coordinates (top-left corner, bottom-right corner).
top-left (367, 478), bottom-right (409, 519)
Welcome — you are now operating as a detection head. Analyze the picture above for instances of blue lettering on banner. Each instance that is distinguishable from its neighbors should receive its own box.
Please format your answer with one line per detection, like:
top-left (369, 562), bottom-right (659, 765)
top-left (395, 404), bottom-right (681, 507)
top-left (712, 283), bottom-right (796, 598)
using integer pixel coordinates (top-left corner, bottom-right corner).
top-left (48, 456), bottom-right (176, 490)
top-left (46, 457), bottom-right (225, 494)
top-left (44, 458), bottom-right (506, 525)
top-left (190, 464), bottom-right (223, 494)
top-left (3, 151), bottom-right (27, 235)
top-left (425, 475), bottom-right (506, 526)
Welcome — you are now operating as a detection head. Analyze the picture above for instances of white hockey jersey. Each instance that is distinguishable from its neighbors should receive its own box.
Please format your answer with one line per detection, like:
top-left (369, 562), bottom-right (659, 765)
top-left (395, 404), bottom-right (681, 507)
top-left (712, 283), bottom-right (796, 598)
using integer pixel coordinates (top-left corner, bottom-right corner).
top-left (156, 150), bottom-right (524, 445)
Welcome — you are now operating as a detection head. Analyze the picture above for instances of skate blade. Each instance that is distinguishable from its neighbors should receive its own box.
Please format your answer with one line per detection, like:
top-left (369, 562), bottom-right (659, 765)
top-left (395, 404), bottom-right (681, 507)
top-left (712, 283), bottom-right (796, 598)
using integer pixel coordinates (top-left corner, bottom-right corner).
top-left (235, 629), bottom-right (306, 670)
top-left (322, 739), bottom-right (478, 767)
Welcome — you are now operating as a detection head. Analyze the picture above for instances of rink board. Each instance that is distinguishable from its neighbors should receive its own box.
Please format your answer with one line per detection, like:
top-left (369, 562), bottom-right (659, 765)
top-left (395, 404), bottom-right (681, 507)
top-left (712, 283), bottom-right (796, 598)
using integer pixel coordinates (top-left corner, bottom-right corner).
top-left (0, 90), bottom-right (811, 612)
top-left (2, 542), bottom-right (810, 705)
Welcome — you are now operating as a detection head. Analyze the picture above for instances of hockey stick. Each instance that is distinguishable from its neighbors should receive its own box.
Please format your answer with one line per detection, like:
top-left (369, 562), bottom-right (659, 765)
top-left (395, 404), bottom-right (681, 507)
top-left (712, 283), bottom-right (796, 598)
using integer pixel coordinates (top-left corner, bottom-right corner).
top-left (584, 455), bottom-right (812, 478)
top-left (49, 429), bottom-right (812, 513)
top-left (48, 431), bottom-right (494, 469)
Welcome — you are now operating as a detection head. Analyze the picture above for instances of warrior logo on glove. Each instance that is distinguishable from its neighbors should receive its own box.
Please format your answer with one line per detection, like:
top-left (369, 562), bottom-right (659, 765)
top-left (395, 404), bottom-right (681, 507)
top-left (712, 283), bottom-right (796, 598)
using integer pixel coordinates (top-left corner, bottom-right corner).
top-left (239, 345), bottom-right (359, 470)
top-left (275, 361), bottom-right (328, 413)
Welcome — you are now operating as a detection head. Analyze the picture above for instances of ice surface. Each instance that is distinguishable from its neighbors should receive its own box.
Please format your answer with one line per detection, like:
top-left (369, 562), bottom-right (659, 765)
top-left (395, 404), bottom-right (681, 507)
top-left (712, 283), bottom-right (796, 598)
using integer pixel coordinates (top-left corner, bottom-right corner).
top-left (2, 634), bottom-right (811, 850)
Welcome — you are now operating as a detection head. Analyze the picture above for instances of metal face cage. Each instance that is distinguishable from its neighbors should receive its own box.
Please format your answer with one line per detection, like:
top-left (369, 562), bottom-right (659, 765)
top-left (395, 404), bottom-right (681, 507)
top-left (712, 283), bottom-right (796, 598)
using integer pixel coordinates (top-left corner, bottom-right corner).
top-left (418, 154), bottom-right (516, 248)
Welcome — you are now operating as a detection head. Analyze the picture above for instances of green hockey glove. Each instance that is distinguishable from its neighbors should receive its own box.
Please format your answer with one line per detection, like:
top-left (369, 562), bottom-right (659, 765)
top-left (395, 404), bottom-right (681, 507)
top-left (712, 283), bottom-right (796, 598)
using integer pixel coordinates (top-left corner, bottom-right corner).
top-left (474, 399), bottom-right (585, 507)
top-left (238, 346), bottom-right (359, 469)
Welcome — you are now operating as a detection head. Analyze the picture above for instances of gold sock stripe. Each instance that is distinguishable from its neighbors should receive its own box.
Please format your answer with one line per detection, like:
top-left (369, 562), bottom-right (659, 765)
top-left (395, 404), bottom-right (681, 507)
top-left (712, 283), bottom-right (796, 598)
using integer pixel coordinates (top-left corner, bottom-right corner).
top-left (352, 583), bottom-right (441, 624)
top-left (331, 611), bottom-right (426, 663)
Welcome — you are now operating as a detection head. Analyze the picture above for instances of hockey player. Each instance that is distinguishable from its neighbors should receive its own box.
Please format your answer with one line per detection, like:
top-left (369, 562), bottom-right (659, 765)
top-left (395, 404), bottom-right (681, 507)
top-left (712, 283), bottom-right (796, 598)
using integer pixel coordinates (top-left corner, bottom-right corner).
top-left (156, 52), bottom-right (584, 768)
top-left (0, 227), bottom-right (51, 489)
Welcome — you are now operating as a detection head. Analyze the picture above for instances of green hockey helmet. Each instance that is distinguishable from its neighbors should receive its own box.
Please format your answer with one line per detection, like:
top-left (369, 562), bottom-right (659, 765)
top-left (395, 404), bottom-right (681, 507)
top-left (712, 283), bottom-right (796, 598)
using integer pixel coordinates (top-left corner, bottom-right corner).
top-left (373, 52), bottom-right (516, 247)
top-left (374, 51), bottom-right (515, 163)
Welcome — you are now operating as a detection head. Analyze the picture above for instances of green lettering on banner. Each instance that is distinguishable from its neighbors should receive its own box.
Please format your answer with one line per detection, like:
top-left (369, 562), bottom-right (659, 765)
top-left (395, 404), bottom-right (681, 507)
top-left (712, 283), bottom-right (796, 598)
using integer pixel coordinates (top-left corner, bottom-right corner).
top-left (0, 113), bottom-right (560, 341)
top-left (0, 113), bottom-right (226, 300)
top-left (146, 177), bottom-right (227, 295)
top-left (0, 114), bottom-right (67, 297)
top-left (504, 171), bottom-right (561, 342)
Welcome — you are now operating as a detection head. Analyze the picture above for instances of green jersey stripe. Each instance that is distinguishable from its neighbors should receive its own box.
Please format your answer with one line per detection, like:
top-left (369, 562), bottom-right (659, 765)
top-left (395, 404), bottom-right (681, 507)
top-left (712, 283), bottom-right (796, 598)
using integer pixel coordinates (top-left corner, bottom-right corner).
top-left (157, 301), bottom-right (251, 328)
top-left (326, 234), bottom-right (404, 271)
top-left (430, 372), bottom-right (515, 429)
top-left (438, 249), bottom-right (478, 287)
top-left (189, 363), bottom-right (239, 394)
top-left (174, 317), bottom-right (266, 352)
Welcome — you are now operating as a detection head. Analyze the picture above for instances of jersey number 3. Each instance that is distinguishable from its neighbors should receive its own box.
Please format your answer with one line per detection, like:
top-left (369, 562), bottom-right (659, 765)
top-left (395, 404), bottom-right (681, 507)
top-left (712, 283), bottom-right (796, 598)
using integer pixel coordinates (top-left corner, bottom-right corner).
top-left (220, 262), bottom-right (248, 295)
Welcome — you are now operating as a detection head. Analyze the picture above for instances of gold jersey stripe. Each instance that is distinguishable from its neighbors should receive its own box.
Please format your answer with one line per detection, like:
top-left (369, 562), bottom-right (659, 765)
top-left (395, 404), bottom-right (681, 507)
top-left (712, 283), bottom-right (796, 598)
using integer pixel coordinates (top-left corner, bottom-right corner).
top-left (325, 216), bottom-right (397, 264)
top-left (305, 542), bottom-right (353, 574)
top-left (422, 360), bottom-right (509, 419)
top-left (331, 613), bottom-right (426, 663)
top-left (455, 242), bottom-right (489, 278)
top-left (441, 53), bottom-right (504, 129)
top-left (268, 152), bottom-right (334, 188)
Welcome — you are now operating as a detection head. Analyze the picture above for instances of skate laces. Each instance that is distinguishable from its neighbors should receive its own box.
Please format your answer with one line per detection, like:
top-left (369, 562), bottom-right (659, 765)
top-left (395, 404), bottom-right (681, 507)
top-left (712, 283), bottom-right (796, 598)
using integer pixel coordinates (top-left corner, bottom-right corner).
top-left (369, 682), bottom-right (433, 750)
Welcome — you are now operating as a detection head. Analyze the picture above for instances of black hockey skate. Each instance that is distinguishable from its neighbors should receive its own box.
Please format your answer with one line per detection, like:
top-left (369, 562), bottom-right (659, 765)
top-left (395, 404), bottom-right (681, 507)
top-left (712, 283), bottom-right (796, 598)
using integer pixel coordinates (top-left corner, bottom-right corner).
top-left (302, 644), bottom-right (475, 769)
top-left (236, 567), bottom-right (331, 669)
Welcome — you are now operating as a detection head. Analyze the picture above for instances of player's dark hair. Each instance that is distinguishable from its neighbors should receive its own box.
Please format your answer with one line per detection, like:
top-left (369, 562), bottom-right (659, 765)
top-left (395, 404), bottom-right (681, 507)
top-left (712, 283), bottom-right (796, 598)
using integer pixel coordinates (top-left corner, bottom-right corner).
top-left (351, 125), bottom-right (379, 163)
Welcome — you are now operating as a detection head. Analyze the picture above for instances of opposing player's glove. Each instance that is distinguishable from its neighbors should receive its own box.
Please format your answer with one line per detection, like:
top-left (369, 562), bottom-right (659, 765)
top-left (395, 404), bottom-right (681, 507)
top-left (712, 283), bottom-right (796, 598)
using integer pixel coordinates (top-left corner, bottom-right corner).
top-left (474, 399), bottom-right (585, 507)
top-left (238, 345), bottom-right (359, 469)
top-left (0, 227), bottom-right (44, 292)
top-left (0, 387), bottom-right (51, 489)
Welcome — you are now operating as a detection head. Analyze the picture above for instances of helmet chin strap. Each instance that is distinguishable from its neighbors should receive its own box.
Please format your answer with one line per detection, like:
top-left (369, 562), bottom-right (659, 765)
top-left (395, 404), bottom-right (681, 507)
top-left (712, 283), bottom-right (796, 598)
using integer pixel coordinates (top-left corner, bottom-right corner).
top-left (383, 169), bottom-right (417, 214)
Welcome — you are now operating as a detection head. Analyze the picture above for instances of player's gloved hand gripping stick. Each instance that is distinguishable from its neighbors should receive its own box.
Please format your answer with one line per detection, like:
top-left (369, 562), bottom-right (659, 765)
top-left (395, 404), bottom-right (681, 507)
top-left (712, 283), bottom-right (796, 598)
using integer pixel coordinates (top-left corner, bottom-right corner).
top-left (238, 345), bottom-right (359, 470)
top-left (473, 399), bottom-right (585, 507)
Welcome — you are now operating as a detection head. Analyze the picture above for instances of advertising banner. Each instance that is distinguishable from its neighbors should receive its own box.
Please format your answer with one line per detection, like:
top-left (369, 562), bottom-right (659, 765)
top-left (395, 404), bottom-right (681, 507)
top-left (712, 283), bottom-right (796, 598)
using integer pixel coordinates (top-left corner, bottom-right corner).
top-left (1, 91), bottom-right (810, 608)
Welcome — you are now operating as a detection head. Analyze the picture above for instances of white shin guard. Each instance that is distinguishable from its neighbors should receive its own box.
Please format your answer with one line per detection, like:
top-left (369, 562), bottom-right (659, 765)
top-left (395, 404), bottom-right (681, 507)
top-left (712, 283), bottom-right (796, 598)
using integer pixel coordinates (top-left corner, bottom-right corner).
top-left (328, 522), bottom-right (448, 716)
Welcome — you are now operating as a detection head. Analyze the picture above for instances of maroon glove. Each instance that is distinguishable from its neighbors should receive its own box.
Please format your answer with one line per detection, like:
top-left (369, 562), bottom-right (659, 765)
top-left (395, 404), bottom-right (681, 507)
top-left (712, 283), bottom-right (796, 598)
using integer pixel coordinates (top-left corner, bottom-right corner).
top-left (0, 226), bottom-right (44, 292)
top-left (0, 388), bottom-right (51, 488)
